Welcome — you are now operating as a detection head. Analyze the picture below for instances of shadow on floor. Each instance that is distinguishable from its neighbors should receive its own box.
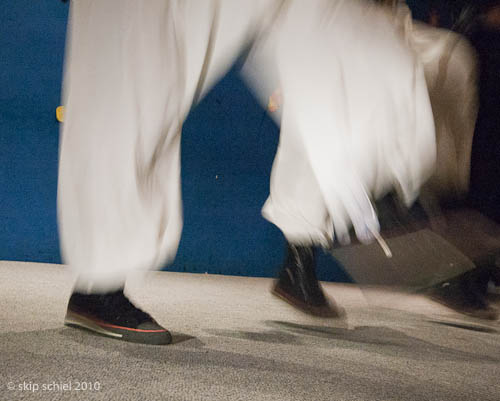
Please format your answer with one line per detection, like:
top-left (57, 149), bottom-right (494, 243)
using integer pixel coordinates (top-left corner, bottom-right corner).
top-left (260, 320), bottom-right (500, 363)
top-left (426, 320), bottom-right (498, 334)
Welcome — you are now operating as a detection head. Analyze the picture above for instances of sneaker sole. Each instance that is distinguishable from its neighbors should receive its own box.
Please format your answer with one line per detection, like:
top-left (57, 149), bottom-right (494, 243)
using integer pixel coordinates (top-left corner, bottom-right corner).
top-left (64, 310), bottom-right (172, 345)
top-left (271, 285), bottom-right (345, 318)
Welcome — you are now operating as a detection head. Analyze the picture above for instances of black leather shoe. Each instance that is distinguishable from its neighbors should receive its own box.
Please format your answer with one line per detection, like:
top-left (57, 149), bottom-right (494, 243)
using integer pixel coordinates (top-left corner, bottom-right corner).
top-left (271, 244), bottom-right (345, 318)
top-left (65, 289), bottom-right (172, 345)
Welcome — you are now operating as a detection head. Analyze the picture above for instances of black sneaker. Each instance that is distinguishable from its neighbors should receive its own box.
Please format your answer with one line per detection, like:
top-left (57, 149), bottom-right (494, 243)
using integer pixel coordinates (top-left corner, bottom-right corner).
top-left (425, 269), bottom-right (499, 321)
top-left (64, 289), bottom-right (172, 345)
top-left (271, 244), bottom-right (345, 318)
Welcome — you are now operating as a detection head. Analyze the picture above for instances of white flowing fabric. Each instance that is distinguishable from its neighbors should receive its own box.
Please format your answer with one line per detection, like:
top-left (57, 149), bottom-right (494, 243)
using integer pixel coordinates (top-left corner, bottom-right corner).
top-left (257, 1), bottom-right (477, 246)
top-left (377, 1), bottom-right (478, 202)
top-left (410, 24), bottom-right (478, 201)
top-left (251, 0), bottom-right (436, 246)
top-left (59, 0), bottom-right (436, 291)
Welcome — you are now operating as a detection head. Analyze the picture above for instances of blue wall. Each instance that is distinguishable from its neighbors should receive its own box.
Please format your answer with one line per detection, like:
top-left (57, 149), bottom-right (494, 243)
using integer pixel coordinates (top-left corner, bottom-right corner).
top-left (0, 0), bottom-right (350, 282)
top-left (1, 0), bottom-right (65, 263)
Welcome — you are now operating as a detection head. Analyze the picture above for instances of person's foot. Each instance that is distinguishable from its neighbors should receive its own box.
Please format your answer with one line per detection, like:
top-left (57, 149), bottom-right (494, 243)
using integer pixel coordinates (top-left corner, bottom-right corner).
top-left (64, 289), bottom-right (172, 345)
top-left (271, 244), bottom-right (345, 318)
top-left (425, 269), bottom-right (499, 321)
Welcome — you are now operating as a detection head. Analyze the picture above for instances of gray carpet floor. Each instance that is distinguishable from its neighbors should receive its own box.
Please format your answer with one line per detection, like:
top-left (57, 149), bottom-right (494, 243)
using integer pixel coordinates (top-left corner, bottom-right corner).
top-left (1, 261), bottom-right (499, 401)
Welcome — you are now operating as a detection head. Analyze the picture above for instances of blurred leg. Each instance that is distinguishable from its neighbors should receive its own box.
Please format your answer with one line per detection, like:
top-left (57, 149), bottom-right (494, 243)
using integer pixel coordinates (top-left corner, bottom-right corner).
top-left (59, 0), bottom-right (184, 293)
top-left (60, 0), bottom-right (188, 344)
top-left (264, 110), bottom-right (344, 317)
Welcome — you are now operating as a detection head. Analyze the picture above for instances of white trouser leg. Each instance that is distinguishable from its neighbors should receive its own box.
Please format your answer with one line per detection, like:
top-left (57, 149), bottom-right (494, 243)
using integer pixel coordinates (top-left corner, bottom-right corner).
top-left (59, 0), bottom-right (278, 292)
top-left (261, 0), bottom-right (435, 246)
top-left (262, 108), bottom-right (333, 247)
top-left (59, 0), bottom-right (188, 292)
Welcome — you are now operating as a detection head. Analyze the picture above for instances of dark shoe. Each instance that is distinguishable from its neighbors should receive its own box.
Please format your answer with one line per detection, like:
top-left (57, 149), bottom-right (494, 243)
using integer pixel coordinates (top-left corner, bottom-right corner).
top-left (425, 269), bottom-right (499, 321)
top-left (271, 244), bottom-right (345, 318)
top-left (64, 289), bottom-right (172, 345)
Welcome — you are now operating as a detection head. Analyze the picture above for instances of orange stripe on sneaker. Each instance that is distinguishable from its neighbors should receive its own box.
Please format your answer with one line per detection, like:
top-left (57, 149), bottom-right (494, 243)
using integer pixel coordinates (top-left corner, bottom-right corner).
top-left (98, 322), bottom-right (168, 333)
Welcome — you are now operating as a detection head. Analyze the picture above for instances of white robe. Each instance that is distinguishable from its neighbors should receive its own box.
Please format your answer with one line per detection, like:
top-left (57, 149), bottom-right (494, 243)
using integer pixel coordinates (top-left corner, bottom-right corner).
top-left (59, 0), bottom-right (436, 291)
